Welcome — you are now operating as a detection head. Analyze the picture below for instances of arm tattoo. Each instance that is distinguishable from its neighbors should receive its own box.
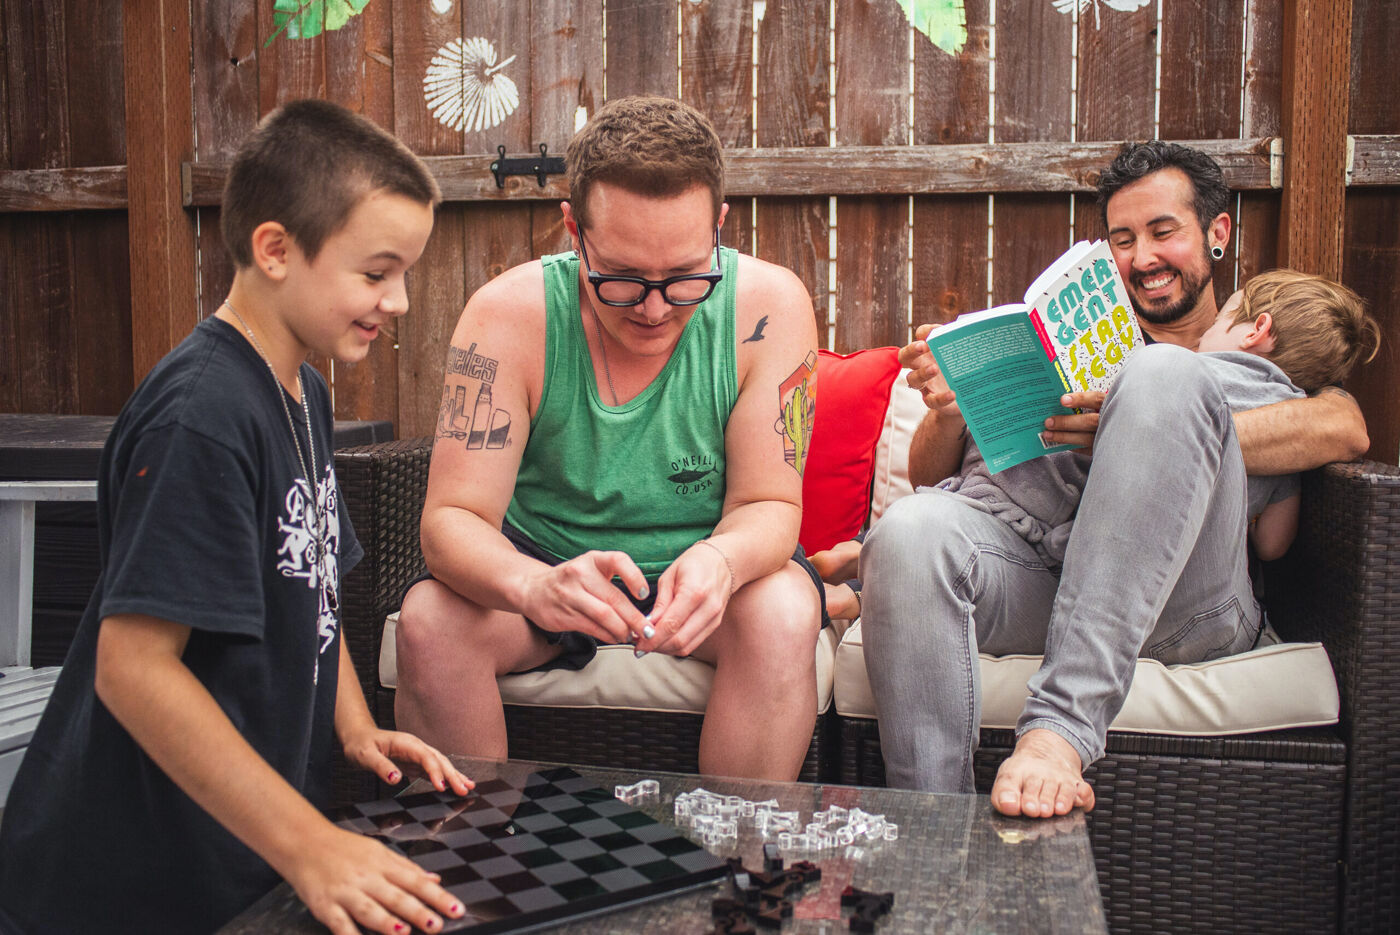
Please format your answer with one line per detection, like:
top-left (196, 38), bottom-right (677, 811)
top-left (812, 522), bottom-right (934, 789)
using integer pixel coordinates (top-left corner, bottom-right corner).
top-left (1316, 385), bottom-right (1354, 401)
top-left (437, 343), bottom-right (512, 450)
top-left (743, 315), bottom-right (770, 343)
top-left (775, 351), bottom-right (818, 475)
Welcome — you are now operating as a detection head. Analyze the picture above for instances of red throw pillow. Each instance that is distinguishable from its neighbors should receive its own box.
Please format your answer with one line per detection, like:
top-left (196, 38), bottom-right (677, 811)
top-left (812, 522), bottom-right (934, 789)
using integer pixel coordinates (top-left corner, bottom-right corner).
top-left (799, 347), bottom-right (901, 555)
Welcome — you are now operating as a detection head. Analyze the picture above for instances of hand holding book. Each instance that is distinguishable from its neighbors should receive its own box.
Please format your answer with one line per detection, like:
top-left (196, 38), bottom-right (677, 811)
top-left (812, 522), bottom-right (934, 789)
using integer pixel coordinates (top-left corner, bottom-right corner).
top-left (923, 240), bottom-right (1142, 473)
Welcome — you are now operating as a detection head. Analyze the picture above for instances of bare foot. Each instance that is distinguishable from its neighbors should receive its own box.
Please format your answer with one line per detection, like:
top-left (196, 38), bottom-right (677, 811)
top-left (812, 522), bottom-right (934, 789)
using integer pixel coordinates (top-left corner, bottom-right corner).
top-left (991, 728), bottom-right (1095, 818)
top-left (810, 538), bottom-right (862, 583)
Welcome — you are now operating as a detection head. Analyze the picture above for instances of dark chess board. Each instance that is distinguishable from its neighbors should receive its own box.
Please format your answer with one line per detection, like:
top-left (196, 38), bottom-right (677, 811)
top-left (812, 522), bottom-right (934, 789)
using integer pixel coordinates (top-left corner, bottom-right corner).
top-left (327, 765), bottom-right (727, 933)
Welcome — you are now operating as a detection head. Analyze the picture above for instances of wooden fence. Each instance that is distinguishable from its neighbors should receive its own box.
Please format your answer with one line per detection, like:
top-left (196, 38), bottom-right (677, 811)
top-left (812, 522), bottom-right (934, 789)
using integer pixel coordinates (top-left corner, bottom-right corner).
top-left (3, 0), bottom-right (1399, 461)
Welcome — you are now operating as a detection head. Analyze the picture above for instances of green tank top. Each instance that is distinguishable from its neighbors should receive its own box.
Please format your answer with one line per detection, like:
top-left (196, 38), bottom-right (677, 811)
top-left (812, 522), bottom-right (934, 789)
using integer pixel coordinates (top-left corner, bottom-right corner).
top-left (504, 248), bottom-right (739, 577)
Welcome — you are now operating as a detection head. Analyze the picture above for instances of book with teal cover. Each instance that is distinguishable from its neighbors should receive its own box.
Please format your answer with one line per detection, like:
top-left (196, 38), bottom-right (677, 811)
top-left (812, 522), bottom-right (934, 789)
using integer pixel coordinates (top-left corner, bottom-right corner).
top-left (925, 240), bottom-right (1142, 473)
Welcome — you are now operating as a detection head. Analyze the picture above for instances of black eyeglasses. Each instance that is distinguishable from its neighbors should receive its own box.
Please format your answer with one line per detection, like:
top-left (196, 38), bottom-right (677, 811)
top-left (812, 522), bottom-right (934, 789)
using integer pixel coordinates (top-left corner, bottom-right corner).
top-left (577, 227), bottom-right (723, 307)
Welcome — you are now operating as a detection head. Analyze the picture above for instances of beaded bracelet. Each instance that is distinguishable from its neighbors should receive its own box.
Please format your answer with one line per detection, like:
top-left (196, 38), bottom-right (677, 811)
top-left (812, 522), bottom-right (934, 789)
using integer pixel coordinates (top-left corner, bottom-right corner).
top-left (694, 538), bottom-right (737, 596)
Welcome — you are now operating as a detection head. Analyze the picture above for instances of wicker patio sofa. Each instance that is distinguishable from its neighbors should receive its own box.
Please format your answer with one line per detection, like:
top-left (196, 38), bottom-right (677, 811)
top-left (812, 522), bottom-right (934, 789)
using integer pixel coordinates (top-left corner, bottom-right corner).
top-left (333, 381), bottom-right (1400, 935)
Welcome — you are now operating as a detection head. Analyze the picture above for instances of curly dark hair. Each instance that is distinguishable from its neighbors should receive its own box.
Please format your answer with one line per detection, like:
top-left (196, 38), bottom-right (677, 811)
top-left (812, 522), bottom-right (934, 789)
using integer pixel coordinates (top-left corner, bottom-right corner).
top-left (1096, 141), bottom-right (1230, 232)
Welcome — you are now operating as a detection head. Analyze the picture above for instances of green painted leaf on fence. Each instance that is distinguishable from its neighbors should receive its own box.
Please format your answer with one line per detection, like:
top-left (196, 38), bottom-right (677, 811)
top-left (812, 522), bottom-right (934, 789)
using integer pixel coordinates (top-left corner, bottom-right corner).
top-left (894, 0), bottom-right (967, 56)
top-left (265, 0), bottom-right (372, 47)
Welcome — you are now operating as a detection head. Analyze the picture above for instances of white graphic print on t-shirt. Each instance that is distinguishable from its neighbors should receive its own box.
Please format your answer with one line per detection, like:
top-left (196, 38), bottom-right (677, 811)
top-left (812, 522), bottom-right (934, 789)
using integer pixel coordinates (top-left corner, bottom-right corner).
top-left (275, 463), bottom-right (342, 683)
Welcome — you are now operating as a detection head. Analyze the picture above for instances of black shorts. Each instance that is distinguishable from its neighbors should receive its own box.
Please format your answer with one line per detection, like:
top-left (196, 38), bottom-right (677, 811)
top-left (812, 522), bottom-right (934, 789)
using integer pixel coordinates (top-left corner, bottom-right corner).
top-left (403, 523), bottom-right (829, 673)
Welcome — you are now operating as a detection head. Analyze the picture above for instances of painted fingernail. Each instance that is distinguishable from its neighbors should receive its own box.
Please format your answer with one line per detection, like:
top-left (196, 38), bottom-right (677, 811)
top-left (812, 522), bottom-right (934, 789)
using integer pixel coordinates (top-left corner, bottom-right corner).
top-left (387, 770), bottom-right (400, 783)
top-left (629, 630), bottom-right (639, 643)
top-left (425, 919), bottom-right (438, 931)
top-left (394, 923), bottom-right (407, 933)
top-left (450, 903), bottom-right (463, 916)
top-left (639, 584), bottom-right (649, 599)
top-left (642, 624), bottom-right (655, 639)
top-left (634, 649), bottom-right (646, 658)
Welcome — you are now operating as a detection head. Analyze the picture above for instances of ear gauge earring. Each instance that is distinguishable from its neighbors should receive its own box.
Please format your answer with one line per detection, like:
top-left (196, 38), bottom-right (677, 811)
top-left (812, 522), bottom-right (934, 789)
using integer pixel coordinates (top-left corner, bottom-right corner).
top-left (1211, 245), bottom-right (1225, 260)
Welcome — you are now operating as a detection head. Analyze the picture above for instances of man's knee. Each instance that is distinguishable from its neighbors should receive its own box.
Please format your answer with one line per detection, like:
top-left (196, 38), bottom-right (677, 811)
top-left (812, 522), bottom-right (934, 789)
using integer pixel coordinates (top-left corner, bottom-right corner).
top-left (723, 564), bottom-right (820, 663)
top-left (398, 581), bottom-right (548, 678)
top-left (396, 580), bottom-right (454, 662)
top-left (1110, 343), bottom-right (1221, 413)
top-left (864, 493), bottom-right (974, 595)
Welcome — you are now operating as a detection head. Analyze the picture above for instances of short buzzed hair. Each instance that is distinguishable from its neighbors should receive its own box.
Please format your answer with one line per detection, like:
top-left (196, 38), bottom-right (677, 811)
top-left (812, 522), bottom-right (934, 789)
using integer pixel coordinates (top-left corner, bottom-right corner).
top-left (1233, 269), bottom-right (1381, 392)
top-left (565, 96), bottom-right (725, 229)
top-left (221, 99), bottom-right (440, 268)
top-left (1097, 141), bottom-right (1230, 233)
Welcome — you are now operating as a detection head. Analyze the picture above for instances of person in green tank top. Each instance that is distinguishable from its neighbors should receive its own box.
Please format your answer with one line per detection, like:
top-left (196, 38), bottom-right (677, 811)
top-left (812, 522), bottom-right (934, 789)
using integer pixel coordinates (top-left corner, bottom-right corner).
top-left (395, 97), bottom-right (826, 781)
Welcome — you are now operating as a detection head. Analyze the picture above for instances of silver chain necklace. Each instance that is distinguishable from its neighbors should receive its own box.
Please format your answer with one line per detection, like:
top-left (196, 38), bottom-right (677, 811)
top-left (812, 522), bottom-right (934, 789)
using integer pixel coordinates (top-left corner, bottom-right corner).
top-left (588, 305), bottom-right (621, 406)
top-left (221, 300), bottom-right (317, 492)
top-left (222, 300), bottom-right (338, 683)
top-left (222, 300), bottom-right (323, 554)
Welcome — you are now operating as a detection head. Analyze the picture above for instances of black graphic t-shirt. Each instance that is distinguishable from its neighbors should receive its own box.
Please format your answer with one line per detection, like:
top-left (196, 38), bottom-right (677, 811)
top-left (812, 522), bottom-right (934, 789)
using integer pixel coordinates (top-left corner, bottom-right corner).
top-left (0, 317), bottom-right (362, 935)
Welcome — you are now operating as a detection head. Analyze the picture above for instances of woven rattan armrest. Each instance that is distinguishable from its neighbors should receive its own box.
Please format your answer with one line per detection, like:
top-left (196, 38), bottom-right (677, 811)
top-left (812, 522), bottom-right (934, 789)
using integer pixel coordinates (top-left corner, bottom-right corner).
top-left (1262, 458), bottom-right (1400, 933)
top-left (336, 437), bottom-right (433, 726)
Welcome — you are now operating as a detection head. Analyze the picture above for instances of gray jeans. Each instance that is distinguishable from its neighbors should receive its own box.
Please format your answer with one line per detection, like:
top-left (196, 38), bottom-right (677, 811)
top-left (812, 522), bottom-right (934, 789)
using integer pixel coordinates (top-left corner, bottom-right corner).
top-left (861, 344), bottom-right (1262, 792)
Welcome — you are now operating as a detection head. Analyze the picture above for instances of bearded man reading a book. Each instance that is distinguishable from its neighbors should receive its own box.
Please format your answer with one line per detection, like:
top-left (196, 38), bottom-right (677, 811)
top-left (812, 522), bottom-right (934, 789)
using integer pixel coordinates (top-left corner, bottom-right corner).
top-left (860, 141), bottom-right (1370, 818)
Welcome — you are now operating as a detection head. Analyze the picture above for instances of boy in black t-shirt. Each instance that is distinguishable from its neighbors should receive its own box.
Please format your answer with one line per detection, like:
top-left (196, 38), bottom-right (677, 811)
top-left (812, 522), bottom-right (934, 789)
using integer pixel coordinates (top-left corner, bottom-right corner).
top-left (0, 100), bottom-right (472, 935)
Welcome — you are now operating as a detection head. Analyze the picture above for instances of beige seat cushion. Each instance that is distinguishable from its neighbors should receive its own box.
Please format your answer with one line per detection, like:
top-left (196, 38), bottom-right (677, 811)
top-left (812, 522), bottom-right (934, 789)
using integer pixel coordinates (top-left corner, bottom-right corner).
top-left (834, 618), bottom-right (1339, 734)
top-left (380, 612), bottom-right (836, 715)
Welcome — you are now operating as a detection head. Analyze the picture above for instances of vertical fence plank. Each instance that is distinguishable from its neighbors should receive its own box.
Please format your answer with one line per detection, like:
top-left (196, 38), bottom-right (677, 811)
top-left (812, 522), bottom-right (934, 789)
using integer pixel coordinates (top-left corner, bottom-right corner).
top-left (1236, 0), bottom-right (1282, 293)
top-left (256, 4), bottom-right (326, 111)
top-left (682, 0), bottom-right (752, 256)
top-left (1160, 0), bottom-right (1243, 140)
top-left (912, 0), bottom-right (989, 328)
top-left (258, 5), bottom-right (337, 389)
top-left (456, 1), bottom-right (534, 436)
top-left (191, 1), bottom-right (258, 325)
top-left (0, 1), bottom-right (11, 412)
top-left (1073, 2), bottom-right (1156, 251)
top-left (1280, 0), bottom-right (1350, 282)
top-left (0, 205), bottom-right (13, 410)
top-left (394, 0), bottom-right (469, 438)
top-left (1161, 0), bottom-right (1245, 309)
top-left (1345, 0), bottom-right (1400, 467)
top-left (835, 0), bottom-right (908, 351)
top-left (0, 0), bottom-right (7, 169)
top-left (65, 0), bottom-right (130, 415)
top-left (528, 0), bottom-right (603, 259)
top-left (325, 3), bottom-right (401, 425)
top-left (124, 0), bottom-right (197, 386)
top-left (754, 0), bottom-right (828, 341)
top-left (605, 0), bottom-right (678, 100)
top-left (1077, 2), bottom-right (1154, 144)
top-left (991, 1), bottom-right (1071, 306)
top-left (4, 0), bottom-right (76, 414)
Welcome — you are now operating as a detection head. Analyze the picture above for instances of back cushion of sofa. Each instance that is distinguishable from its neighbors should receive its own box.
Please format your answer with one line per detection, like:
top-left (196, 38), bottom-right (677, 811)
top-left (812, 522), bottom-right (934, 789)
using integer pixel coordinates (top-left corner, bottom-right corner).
top-left (869, 372), bottom-right (927, 522)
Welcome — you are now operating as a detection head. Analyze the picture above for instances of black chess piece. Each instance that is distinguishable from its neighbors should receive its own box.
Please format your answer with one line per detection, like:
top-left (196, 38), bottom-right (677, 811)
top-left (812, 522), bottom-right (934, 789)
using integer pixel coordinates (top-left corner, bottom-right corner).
top-left (840, 884), bottom-right (895, 932)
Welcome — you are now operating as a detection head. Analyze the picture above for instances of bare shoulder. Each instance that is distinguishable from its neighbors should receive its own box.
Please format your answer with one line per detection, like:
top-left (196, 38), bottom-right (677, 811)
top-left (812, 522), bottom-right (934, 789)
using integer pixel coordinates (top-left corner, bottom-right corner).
top-left (734, 254), bottom-right (812, 318)
top-left (458, 259), bottom-right (547, 337)
top-left (732, 254), bottom-right (817, 354)
top-left (443, 259), bottom-right (548, 426)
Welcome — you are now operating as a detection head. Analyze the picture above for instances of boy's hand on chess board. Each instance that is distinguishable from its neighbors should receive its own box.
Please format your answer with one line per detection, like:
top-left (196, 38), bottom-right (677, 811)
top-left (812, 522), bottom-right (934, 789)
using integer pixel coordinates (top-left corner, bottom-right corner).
top-left (286, 823), bottom-right (466, 935)
top-left (342, 727), bottom-right (475, 797)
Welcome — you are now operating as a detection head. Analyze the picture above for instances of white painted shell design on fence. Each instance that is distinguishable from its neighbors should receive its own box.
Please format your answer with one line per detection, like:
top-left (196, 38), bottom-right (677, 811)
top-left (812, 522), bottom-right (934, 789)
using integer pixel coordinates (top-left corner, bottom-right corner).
top-left (1052, 0), bottom-right (1154, 28)
top-left (423, 37), bottom-right (519, 133)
